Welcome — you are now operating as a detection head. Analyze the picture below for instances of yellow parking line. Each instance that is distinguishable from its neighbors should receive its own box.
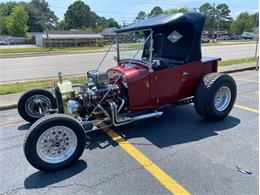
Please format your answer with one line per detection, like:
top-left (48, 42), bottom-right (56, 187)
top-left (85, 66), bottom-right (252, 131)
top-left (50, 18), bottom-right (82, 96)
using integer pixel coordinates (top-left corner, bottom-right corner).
top-left (235, 78), bottom-right (259, 83)
top-left (103, 128), bottom-right (190, 195)
top-left (234, 104), bottom-right (259, 113)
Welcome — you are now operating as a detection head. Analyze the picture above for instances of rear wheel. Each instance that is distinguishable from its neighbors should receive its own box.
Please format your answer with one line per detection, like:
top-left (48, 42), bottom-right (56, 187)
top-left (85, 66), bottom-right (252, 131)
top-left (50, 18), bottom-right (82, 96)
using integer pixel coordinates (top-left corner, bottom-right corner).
top-left (194, 73), bottom-right (237, 121)
top-left (23, 114), bottom-right (86, 172)
top-left (18, 89), bottom-right (56, 123)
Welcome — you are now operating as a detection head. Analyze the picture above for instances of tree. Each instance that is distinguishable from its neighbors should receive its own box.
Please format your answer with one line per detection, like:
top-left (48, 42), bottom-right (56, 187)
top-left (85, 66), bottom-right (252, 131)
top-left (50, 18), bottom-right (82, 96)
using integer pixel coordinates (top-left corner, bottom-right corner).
top-left (135, 11), bottom-right (146, 22)
top-left (215, 3), bottom-right (232, 29)
top-left (65, 1), bottom-right (92, 29)
top-left (64, 1), bottom-right (119, 31)
top-left (28, 0), bottom-right (58, 31)
top-left (199, 3), bottom-right (231, 30)
top-left (0, 15), bottom-right (8, 34)
top-left (148, 6), bottom-right (163, 17)
top-left (56, 20), bottom-right (68, 30)
top-left (0, 1), bottom-right (58, 32)
top-left (0, 2), bottom-right (18, 16)
top-left (164, 7), bottom-right (190, 14)
top-left (199, 3), bottom-right (216, 30)
top-left (230, 12), bottom-right (254, 35)
top-left (106, 18), bottom-right (119, 28)
top-left (251, 12), bottom-right (259, 29)
top-left (199, 3), bottom-right (213, 15)
top-left (6, 5), bottom-right (28, 36)
top-left (24, 3), bottom-right (44, 32)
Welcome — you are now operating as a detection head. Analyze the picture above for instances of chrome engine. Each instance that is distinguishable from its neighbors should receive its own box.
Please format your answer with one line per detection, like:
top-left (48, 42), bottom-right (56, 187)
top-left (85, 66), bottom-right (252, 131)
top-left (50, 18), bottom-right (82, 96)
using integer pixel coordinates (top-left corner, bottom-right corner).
top-left (54, 70), bottom-right (162, 128)
top-left (55, 70), bottom-right (121, 118)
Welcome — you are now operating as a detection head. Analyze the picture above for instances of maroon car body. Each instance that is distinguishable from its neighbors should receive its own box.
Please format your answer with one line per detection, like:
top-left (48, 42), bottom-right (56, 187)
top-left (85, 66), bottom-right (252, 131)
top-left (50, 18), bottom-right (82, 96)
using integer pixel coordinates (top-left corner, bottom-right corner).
top-left (108, 57), bottom-right (219, 112)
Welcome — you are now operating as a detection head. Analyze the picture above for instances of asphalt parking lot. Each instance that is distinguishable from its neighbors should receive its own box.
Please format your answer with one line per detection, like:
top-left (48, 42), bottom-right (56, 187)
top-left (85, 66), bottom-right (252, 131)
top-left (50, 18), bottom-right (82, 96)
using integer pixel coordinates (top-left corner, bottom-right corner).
top-left (0, 70), bottom-right (258, 195)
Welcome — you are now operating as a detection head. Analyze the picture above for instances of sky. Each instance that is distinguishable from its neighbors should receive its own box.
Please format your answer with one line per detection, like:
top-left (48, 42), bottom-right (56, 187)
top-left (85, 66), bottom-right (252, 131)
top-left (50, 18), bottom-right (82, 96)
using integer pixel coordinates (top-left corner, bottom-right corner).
top-left (0, 0), bottom-right (259, 25)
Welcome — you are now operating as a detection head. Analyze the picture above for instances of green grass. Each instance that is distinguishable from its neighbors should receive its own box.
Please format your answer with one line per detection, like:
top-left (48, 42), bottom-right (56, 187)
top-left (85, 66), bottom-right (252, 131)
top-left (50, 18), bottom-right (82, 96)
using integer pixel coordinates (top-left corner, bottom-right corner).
top-left (0, 76), bottom-right (87, 95)
top-left (219, 57), bottom-right (257, 66)
top-left (0, 57), bottom-right (257, 95)
top-left (202, 40), bottom-right (256, 46)
top-left (0, 46), bottom-right (105, 53)
top-left (220, 40), bottom-right (256, 42)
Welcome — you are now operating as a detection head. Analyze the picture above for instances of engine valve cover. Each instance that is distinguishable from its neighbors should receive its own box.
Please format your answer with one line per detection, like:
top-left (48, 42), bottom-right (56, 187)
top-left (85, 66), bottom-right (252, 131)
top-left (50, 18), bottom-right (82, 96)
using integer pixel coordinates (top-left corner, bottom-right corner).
top-left (87, 70), bottom-right (109, 88)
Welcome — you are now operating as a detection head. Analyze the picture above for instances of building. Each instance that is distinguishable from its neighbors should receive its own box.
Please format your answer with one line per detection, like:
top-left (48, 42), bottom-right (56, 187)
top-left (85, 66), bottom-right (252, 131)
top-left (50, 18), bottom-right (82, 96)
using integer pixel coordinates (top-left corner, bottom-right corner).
top-left (101, 27), bottom-right (135, 44)
top-left (34, 31), bottom-right (104, 48)
top-left (202, 30), bottom-right (229, 39)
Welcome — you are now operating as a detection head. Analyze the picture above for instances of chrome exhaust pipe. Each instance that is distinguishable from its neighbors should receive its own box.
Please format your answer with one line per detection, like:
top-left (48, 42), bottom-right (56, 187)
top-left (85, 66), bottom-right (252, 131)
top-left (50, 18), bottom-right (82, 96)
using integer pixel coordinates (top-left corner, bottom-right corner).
top-left (131, 111), bottom-right (163, 121)
top-left (108, 101), bottom-right (163, 126)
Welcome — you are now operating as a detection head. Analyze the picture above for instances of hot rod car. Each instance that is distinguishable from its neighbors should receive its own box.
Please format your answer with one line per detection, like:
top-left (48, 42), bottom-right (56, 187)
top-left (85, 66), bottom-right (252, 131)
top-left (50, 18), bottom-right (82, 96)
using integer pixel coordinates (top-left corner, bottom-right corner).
top-left (18, 13), bottom-right (236, 171)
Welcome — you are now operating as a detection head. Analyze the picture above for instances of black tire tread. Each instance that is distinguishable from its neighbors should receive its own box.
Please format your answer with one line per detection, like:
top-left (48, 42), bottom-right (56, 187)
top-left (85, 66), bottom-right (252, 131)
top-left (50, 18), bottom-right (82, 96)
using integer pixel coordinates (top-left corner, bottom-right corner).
top-left (194, 73), bottom-right (236, 121)
top-left (23, 114), bottom-right (86, 172)
top-left (194, 73), bottom-right (223, 118)
top-left (18, 88), bottom-right (56, 123)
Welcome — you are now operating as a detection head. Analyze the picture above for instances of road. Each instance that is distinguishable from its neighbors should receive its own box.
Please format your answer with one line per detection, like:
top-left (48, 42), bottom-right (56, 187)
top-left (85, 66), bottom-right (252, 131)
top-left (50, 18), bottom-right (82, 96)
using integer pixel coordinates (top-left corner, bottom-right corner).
top-left (0, 70), bottom-right (258, 195)
top-left (0, 43), bottom-right (257, 83)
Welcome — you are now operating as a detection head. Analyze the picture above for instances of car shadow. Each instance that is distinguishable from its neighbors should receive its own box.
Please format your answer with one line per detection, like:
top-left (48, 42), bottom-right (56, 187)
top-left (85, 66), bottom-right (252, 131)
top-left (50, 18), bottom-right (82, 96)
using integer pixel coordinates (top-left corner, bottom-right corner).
top-left (111, 104), bottom-right (241, 148)
top-left (85, 129), bottom-right (118, 150)
top-left (17, 104), bottom-right (241, 149)
top-left (84, 104), bottom-right (240, 150)
top-left (18, 123), bottom-right (31, 130)
top-left (24, 160), bottom-right (87, 189)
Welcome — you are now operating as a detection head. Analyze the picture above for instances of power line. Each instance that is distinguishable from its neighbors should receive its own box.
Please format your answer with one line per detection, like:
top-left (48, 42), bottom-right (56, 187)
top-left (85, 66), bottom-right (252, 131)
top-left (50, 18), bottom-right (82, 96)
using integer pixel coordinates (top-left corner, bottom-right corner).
top-left (48, 3), bottom-right (259, 22)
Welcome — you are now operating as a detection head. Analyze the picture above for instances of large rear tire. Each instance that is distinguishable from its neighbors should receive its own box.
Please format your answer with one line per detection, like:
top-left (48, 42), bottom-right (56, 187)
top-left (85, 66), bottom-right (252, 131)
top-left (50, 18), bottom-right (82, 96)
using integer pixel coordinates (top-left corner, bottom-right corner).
top-left (18, 89), bottom-right (56, 123)
top-left (23, 114), bottom-right (86, 172)
top-left (194, 73), bottom-right (237, 121)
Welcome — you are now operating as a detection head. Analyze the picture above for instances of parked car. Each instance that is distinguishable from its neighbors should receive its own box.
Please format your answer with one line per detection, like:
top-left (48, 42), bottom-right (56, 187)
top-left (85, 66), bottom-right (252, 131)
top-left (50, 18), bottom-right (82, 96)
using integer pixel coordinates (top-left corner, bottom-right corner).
top-left (18, 13), bottom-right (237, 172)
top-left (241, 32), bottom-right (256, 40)
top-left (229, 35), bottom-right (241, 40)
top-left (0, 39), bottom-right (8, 45)
top-left (216, 35), bottom-right (230, 40)
top-left (201, 36), bottom-right (210, 43)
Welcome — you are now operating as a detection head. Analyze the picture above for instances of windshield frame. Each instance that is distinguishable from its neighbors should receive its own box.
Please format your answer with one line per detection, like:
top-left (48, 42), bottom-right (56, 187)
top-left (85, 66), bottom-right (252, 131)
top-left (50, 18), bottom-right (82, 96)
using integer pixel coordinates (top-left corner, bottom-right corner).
top-left (116, 29), bottom-right (154, 67)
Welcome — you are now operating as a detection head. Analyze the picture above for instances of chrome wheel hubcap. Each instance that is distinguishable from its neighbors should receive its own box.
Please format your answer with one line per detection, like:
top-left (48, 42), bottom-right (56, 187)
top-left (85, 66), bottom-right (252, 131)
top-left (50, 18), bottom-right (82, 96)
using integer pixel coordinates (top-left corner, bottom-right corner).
top-left (214, 86), bottom-right (231, 111)
top-left (25, 95), bottom-right (51, 118)
top-left (36, 126), bottom-right (77, 164)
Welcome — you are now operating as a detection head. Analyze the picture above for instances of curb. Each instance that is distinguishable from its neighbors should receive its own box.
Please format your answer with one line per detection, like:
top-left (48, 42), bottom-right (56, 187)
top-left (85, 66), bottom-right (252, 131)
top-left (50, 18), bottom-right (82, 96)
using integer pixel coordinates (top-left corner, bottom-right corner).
top-left (221, 66), bottom-right (256, 74)
top-left (0, 66), bottom-right (257, 111)
top-left (0, 104), bottom-right (17, 111)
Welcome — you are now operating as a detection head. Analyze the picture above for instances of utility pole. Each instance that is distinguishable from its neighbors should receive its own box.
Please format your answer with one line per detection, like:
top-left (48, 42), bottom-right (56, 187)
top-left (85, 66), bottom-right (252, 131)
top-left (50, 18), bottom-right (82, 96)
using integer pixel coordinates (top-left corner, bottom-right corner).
top-left (254, 15), bottom-right (259, 57)
top-left (213, 3), bottom-right (217, 43)
top-left (256, 36), bottom-right (259, 71)
top-left (43, 14), bottom-right (52, 50)
top-left (254, 15), bottom-right (259, 70)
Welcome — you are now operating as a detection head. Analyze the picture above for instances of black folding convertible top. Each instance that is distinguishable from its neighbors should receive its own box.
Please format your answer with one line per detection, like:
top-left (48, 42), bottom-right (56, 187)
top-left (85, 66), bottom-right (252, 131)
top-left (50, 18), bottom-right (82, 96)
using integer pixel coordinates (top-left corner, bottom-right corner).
top-left (116, 13), bottom-right (206, 63)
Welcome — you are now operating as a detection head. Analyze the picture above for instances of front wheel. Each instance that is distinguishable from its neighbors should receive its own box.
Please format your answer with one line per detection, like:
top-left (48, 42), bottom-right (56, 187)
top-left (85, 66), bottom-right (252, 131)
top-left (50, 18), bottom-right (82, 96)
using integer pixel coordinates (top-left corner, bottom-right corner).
top-left (23, 114), bottom-right (86, 172)
top-left (18, 88), bottom-right (56, 123)
top-left (194, 73), bottom-right (237, 121)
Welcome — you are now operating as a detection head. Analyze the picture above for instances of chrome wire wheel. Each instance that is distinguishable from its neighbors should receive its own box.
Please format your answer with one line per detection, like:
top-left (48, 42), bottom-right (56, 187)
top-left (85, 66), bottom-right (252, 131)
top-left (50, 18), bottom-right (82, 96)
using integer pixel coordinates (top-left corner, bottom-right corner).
top-left (36, 126), bottom-right (78, 164)
top-left (214, 86), bottom-right (231, 112)
top-left (25, 95), bottom-right (51, 118)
